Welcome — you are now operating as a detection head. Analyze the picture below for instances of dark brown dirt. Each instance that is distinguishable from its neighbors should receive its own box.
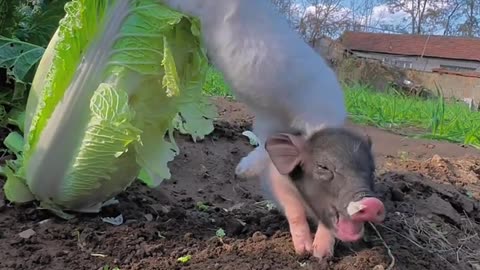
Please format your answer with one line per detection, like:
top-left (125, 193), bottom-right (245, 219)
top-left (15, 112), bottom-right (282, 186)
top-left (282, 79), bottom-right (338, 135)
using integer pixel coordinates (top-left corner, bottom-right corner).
top-left (1, 97), bottom-right (479, 270)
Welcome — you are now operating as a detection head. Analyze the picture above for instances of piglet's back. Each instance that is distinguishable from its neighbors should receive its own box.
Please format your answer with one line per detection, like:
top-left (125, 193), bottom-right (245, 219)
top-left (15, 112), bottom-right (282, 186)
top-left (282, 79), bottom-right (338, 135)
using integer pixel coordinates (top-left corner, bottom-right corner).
top-left (205, 1), bottom-right (345, 123)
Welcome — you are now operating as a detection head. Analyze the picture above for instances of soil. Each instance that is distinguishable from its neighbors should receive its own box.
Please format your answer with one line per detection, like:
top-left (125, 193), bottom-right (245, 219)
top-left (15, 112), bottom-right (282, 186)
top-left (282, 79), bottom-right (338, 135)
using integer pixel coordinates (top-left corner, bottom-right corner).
top-left (1, 97), bottom-right (479, 270)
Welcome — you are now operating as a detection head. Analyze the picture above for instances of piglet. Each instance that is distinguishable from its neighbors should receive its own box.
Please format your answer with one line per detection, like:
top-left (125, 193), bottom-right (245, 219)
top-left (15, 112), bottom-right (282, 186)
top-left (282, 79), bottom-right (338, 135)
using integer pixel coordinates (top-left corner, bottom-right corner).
top-left (157, 0), bottom-right (347, 178)
top-left (261, 128), bottom-right (385, 259)
top-left (156, 0), bottom-right (384, 258)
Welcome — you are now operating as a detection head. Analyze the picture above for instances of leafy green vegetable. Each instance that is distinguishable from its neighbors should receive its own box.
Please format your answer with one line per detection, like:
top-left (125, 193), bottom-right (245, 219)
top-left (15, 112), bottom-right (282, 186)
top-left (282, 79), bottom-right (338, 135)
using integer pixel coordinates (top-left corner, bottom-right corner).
top-left (2, 0), bottom-right (216, 216)
top-left (196, 201), bottom-right (209, 211)
top-left (1, 0), bottom-right (70, 48)
top-left (3, 131), bottom-right (24, 155)
top-left (6, 109), bottom-right (26, 133)
top-left (216, 228), bottom-right (226, 238)
top-left (242, 130), bottom-right (259, 146)
top-left (0, 37), bottom-right (45, 83)
top-left (177, 255), bottom-right (192, 264)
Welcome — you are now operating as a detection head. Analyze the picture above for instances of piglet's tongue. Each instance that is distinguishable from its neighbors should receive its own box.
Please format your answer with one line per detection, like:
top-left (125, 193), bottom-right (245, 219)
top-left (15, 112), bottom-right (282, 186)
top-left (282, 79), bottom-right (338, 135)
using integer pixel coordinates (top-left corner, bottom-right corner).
top-left (336, 218), bottom-right (364, 242)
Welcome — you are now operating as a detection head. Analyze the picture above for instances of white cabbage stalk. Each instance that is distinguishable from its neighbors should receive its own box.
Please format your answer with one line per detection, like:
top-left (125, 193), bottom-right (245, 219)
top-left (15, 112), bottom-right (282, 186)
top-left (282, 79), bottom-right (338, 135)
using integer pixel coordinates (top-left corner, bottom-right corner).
top-left (2, 0), bottom-right (217, 217)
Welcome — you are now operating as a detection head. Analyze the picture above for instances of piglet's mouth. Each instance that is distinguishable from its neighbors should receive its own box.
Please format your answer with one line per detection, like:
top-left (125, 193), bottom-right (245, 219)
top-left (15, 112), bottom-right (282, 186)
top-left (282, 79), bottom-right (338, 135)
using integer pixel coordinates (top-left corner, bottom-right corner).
top-left (334, 197), bottom-right (386, 242)
top-left (335, 218), bottom-right (365, 242)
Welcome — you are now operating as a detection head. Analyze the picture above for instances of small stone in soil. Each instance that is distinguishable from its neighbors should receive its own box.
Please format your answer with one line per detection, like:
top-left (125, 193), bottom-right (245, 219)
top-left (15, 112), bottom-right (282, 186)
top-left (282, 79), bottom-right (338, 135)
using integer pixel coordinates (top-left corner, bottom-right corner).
top-left (150, 204), bottom-right (171, 214)
top-left (144, 214), bottom-right (153, 222)
top-left (18, 229), bottom-right (36, 239)
top-left (252, 231), bottom-right (267, 242)
top-left (184, 232), bottom-right (194, 239)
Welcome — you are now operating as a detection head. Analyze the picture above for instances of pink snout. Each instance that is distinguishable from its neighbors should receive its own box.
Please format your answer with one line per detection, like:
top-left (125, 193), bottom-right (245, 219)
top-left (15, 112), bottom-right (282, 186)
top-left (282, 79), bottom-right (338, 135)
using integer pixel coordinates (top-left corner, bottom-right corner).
top-left (350, 197), bottom-right (385, 223)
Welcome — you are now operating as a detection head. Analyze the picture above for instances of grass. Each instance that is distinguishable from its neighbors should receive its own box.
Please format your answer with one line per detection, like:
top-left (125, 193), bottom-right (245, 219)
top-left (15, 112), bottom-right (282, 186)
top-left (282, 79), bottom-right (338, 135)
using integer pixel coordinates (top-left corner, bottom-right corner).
top-left (203, 67), bottom-right (233, 97)
top-left (203, 68), bottom-right (480, 149)
top-left (345, 84), bottom-right (480, 148)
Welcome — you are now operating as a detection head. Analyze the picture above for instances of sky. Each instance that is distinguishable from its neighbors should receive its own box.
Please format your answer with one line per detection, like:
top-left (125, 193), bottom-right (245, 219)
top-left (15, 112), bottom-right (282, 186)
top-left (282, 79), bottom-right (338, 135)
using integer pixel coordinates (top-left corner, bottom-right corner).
top-left (295, 0), bottom-right (411, 34)
top-left (333, 0), bottom-right (410, 30)
top-left (289, 0), bottom-right (477, 37)
top-left (337, 1), bottom-right (467, 35)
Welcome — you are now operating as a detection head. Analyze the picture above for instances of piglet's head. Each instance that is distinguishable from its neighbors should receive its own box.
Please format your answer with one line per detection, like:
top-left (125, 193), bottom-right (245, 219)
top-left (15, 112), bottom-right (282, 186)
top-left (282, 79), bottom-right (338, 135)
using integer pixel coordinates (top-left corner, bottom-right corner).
top-left (265, 128), bottom-right (385, 242)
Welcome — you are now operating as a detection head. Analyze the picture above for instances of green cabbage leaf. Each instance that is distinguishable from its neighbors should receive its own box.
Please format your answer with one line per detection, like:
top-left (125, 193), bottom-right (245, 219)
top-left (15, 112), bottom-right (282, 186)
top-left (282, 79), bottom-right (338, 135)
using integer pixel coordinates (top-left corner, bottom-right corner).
top-left (2, 0), bottom-right (216, 217)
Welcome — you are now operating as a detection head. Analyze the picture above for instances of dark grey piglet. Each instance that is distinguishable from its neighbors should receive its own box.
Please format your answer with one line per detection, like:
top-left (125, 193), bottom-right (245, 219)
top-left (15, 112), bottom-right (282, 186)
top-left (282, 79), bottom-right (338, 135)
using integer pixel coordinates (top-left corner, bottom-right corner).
top-left (260, 127), bottom-right (385, 259)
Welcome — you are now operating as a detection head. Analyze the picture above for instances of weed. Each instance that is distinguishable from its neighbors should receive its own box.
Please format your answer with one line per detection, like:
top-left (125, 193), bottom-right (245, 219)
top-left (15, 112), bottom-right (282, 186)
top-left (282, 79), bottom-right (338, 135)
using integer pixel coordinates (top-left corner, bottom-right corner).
top-left (345, 84), bottom-right (480, 148)
top-left (196, 201), bottom-right (209, 211)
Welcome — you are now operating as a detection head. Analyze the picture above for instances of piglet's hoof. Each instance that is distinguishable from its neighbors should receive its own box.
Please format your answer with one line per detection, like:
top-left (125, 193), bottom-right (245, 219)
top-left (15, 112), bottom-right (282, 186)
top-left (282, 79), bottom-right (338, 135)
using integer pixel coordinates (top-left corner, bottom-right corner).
top-left (235, 156), bottom-right (263, 178)
top-left (290, 230), bottom-right (313, 255)
top-left (312, 226), bottom-right (335, 260)
top-left (312, 238), bottom-right (334, 260)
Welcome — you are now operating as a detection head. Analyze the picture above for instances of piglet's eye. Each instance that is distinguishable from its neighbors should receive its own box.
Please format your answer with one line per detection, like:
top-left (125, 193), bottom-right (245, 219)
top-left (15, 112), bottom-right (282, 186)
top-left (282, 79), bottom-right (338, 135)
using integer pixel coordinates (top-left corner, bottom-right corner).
top-left (317, 164), bottom-right (329, 171)
top-left (315, 164), bottom-right (334, 181)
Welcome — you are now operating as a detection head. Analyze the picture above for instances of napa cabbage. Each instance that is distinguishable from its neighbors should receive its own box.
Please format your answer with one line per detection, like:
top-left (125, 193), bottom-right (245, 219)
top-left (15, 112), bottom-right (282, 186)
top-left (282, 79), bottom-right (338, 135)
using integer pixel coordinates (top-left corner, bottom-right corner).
top-left (2, 0), bottom-right (217, 217)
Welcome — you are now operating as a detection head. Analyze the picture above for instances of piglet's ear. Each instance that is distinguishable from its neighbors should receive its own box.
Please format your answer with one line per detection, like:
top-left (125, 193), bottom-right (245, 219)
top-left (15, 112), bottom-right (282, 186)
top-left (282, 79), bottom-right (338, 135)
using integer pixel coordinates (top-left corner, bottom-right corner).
top-left (265, 133), bottom-right (306, 175)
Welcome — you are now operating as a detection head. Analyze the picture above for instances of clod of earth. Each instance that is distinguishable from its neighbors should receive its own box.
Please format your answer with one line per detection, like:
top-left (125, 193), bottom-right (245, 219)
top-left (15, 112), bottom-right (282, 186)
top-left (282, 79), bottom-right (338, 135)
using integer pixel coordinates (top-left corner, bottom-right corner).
top-left (18, 229), bottom-right (36, 239)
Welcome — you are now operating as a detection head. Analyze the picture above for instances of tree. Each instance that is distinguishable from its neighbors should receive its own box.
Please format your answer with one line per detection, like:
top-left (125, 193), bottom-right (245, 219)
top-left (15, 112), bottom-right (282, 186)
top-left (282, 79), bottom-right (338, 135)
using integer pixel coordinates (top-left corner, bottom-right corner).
top-left (384, 0), bottom-right (437, 34)
top-left (296, 0), bottom-right (352, 45)
top-left (456, 0), bottom-right (480, 37)
top-left (439, 0), bottom-right (462, 35)
top-left (272, 0), bottom-right (480, 41)
top-left (270, 0), bottom-right (302, 28)
top-left (383, 0), bottom-right (480, 37)
top-left (347, 0), bottom-right (383, 32)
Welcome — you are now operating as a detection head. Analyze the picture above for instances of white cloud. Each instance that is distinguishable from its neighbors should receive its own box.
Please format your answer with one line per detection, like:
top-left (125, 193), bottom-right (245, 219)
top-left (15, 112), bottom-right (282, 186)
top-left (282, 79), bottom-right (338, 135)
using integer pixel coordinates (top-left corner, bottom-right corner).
top-left (289, 1), bottom-right (453, 34)
top-left (303, 4), bottom-right (352, 22)
top-left (369, 1), bottom-right (450, 28)
top-left (300, 3), bottom-right (410, 28)
top-left (370, 4), bottom-right (409, 26)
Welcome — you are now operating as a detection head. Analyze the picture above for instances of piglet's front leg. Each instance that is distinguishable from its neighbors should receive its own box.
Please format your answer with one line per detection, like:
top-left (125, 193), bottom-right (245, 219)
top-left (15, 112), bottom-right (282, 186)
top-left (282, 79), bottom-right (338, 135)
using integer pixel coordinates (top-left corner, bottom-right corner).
top-left (266, 163), bottom-right (313, 255)
top-left (312, 223), bottom-right (335, 259)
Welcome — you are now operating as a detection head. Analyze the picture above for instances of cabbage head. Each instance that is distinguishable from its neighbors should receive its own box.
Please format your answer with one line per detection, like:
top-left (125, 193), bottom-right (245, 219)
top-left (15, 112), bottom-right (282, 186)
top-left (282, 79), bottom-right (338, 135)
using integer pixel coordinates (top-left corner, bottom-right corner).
top-left (2, 0), bottom-right (217, 217)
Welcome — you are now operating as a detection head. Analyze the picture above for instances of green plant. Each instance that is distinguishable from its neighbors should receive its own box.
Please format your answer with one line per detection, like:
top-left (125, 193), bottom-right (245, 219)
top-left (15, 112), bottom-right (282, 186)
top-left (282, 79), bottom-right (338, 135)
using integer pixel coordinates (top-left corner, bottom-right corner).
top-left (177, 255), bottom-right (192, 264)
top-left (216, 228), bottom-right (226, 238)
top-left (345, 84), bottom-right (480, 148)
top-left (1, 0), bottom-right (69, 48)
top-left (202, 66), bottom-right (231, 97)
top-left (196, 201), bottom-right (209, 211)
top-left (0, 37), bottom-right (45, 84)
top-left (2, 0), bottom-right (217, 218)
top-left (1, 1), bottom-right (70, 137)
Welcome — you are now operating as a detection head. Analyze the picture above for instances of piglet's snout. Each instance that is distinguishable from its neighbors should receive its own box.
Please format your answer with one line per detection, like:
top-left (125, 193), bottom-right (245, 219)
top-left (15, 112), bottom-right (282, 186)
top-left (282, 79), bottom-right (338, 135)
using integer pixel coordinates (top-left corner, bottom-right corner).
top-left (348, 198), bottom-right (385, 223)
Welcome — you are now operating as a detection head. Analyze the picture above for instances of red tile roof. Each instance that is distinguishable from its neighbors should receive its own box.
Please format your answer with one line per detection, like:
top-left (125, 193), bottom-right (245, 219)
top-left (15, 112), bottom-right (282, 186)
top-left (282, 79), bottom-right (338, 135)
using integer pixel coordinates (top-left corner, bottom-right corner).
top-left (339, 31), bottom-right (480, 62)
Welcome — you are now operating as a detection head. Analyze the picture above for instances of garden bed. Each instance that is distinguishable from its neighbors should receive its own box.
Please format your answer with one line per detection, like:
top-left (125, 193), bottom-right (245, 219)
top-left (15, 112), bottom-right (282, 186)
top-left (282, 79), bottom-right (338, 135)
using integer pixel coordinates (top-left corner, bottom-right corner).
top-left (1, 98), bottom-right (479, 270)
